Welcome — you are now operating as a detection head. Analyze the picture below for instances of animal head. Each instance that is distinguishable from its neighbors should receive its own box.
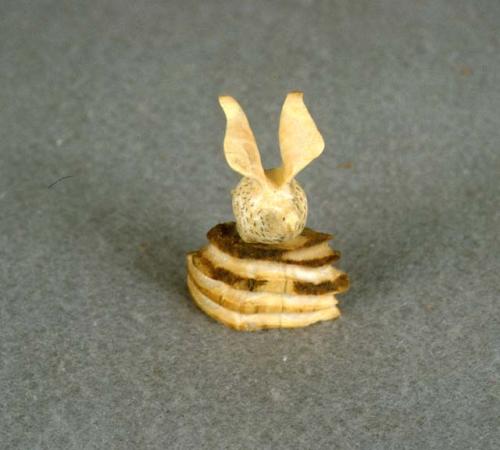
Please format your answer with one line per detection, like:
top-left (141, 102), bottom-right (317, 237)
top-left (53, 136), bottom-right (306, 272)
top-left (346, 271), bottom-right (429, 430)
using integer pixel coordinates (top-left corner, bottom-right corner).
top-left (219, 92), bottom-right (325, 244)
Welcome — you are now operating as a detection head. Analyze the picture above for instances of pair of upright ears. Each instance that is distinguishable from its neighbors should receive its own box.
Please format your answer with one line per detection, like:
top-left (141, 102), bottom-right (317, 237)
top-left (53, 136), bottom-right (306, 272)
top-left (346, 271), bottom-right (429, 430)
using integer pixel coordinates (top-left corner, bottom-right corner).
top-left (219, 92), bottom-right (325, 187)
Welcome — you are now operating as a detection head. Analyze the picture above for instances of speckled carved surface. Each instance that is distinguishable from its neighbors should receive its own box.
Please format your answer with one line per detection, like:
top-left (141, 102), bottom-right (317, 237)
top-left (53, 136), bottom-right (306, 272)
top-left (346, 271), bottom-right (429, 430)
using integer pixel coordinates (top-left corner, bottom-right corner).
top-left (187, 222), bottom-right (349, 330)
top-left (232, 177), bottom-right (307, 244)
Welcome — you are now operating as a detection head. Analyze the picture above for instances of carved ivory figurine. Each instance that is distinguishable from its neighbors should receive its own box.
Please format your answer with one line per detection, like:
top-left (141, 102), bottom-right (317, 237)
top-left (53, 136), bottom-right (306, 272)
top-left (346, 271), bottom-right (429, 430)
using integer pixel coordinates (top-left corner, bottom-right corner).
top-left (186, 92), bottom-right (349, 330)
top-left (220, 92), bottom-right (323, 244)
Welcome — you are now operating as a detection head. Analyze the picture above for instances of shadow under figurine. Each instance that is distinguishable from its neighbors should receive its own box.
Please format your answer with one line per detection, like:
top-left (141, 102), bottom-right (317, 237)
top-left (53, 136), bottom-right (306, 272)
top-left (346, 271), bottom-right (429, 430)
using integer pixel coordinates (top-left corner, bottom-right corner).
top-left (187, 92), bottom-right (349, 330)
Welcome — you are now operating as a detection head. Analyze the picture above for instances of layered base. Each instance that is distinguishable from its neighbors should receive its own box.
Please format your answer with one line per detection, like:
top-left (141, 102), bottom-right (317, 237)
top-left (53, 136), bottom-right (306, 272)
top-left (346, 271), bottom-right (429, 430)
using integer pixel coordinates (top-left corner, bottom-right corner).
top-left (187, 276), bottom-right (340, 331)
top-left (186, 222), bottom-right (349, 331)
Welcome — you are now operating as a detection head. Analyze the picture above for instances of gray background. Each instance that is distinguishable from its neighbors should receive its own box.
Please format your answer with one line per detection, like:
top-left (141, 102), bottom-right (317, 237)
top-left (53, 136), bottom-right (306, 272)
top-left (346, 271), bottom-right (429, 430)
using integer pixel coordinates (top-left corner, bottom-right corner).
top-left (1, 0), bottom-right (499, 449)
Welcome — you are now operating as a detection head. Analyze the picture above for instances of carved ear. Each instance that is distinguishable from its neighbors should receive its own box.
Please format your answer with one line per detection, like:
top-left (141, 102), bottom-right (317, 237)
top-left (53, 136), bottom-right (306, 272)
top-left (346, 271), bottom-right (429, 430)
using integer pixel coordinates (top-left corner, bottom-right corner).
top-left (219, 96), bottom-right (267, 183)
top-left (278, 91), bottom-right (325, 184)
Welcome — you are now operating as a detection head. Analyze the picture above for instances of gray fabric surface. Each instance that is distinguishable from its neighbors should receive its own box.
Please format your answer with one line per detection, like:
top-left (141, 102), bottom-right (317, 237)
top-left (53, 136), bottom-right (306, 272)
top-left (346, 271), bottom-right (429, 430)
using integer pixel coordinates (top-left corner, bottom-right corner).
top-left (1, 0), bottom-right (499, 449)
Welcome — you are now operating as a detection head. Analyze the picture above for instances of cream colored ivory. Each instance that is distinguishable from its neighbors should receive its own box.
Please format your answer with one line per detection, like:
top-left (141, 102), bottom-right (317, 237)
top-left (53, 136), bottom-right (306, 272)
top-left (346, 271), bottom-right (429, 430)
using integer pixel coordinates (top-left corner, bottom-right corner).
top-left (187, 254), bottom-right (338, 314)
top-left (280, 241), bottom-right (333, 261)
top-left (202, 244), bottom-right (343, 283)
top-left (185, 93), bottom-right (348, 331)
top-left (219, 92), bottom-right (324, 244)
top-left (187, 276), bottom-right (340, 331)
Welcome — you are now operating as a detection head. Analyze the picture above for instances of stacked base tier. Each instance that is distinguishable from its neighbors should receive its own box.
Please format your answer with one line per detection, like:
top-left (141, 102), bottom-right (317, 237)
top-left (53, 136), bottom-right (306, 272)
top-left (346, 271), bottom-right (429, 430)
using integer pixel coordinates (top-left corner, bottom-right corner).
top-left (186, 222), bottom-right (349, 331)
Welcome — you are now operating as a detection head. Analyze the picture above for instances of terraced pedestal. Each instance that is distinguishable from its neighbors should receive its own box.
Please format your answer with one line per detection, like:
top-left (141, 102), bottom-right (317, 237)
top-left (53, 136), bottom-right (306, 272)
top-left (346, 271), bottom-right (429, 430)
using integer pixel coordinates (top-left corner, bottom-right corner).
top-left (186, 222), bottom-right (349, 331)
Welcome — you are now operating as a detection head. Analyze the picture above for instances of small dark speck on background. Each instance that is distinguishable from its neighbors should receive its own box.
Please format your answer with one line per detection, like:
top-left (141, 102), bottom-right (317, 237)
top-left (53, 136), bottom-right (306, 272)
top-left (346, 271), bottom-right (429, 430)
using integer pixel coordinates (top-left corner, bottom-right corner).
top-left (458, 65), bottom-right (473, 76)
top-left (47, 175), bottom-right (74, 189)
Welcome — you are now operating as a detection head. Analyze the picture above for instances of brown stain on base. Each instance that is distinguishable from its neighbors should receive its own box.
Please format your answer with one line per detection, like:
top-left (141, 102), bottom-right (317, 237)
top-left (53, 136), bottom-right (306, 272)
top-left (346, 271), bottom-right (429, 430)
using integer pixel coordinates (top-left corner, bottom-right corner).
top-left (283, 253), bottom-right (341, 267)
top-left (207, 222), bottom-right (335, 265)
top-left (192, 253), bottom-right (349, 296)
top-left (192, 254), bottom-right (267, 291)
top-left (294, 274), bottom-right (350, 295)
